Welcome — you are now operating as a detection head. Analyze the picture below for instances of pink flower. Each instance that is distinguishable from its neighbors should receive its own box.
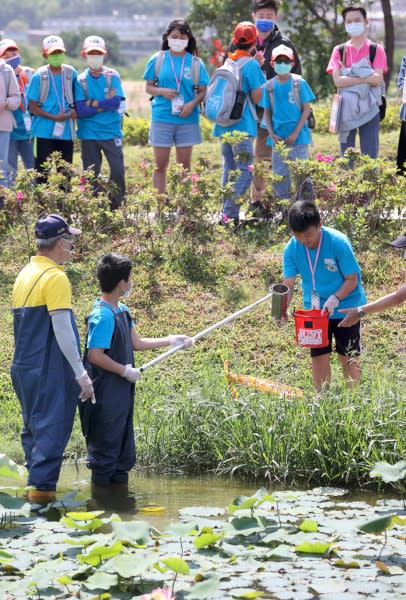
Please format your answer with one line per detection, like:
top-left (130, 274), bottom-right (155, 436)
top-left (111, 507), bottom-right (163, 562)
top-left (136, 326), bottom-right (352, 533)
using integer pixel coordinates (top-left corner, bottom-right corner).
top-left (80, 176), bottom-right (86, 184)
top-left (247, 164), bottom-right (254, 172)
top-left (79, 185), bottom-right (85, 192)
top-left (315, 153), bottom-right (334, 163)
top-left (140, 588), bottom-right (175, 600)
top-left (327, 183), bottom-right (337, 192)
top-left (191, 185), bottom-right (197, 193)
top-left (165, 227), bottom-right (173, 235)
top-left (16, 191), bottom-right (24, 203)
top-left (140, 159), bottom-right (149, 170)
top-left (190, 172), bottom-right (199, 183)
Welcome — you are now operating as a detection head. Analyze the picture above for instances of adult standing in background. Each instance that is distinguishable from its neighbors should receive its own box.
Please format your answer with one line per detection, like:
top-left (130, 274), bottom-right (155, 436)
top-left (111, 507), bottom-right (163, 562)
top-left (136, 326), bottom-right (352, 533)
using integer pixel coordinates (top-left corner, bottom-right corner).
top-left (11, 214), bottom-right (94, 504)
top-left (0, 39), bottom-right (34, 186)
top-left (143, 18), bottom-right (209, 195)
top-left (396, 52), bottom-right (406, 175)
top-left (0, 51), bottom-right (20, 195)
top-left (75, 35), bottom-right (126, 209)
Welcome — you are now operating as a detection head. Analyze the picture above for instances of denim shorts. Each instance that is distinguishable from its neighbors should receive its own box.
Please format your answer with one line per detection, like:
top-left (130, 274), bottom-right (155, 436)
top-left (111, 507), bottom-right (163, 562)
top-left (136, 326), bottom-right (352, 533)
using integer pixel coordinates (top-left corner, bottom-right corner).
top-left (149, 121), bottom-right (202, 148)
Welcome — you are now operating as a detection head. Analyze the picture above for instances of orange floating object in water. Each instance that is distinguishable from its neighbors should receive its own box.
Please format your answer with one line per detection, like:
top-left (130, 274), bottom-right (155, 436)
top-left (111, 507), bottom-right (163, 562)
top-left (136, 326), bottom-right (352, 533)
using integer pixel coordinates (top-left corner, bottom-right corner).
top-left (224, 361), bottom-right (303, 399)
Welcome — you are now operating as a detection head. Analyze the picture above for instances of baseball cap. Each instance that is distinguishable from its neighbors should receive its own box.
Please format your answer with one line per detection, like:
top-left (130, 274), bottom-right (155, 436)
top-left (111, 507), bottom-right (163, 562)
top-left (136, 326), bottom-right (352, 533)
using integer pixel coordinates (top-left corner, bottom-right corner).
top-left (42, 35), bottom-right (66, 56)
top-left (0, 38), bottom-right (19, 57)
top-left (390, 232), bottom-right (406, 249)
top-left (35, 214), bottom-right (81, 240)
top-left (82, 35), bottom-right (107, 55)
top-left (232, 22), bottom-right (257, 46)
top-left (271, 44), bottom-right (294, 61)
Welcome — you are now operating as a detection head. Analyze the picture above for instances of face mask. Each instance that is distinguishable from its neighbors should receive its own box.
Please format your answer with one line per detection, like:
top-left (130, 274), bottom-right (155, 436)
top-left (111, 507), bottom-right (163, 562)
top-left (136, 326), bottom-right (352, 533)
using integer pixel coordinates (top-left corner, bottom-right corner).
top-left (255, 19), bottom-right (274, 33)
top-left (122, 283), bottom-right (132, 298)
top-left (345, 22), bottom-right (365, 37)
top-left (274, 62), bottom-right (292, 75)
top-left (6, 54), bottom-right (21, 69)
top-left (168, 38), bottom-right (188, 53)
top-left (48, 53), bottom-right (65, 68)
top-left (87, 54), bottom-right (104, 70)
top-left (59, 238), bottom-right (74, 255)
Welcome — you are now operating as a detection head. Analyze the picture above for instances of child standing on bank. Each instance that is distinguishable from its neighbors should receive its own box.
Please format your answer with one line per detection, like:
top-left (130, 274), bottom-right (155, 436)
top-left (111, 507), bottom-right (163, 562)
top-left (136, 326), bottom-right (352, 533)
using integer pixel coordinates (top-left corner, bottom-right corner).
top-left (80, 253), bottom-right (193, 487)
top-left (260, 44), bottom-right (315, 200)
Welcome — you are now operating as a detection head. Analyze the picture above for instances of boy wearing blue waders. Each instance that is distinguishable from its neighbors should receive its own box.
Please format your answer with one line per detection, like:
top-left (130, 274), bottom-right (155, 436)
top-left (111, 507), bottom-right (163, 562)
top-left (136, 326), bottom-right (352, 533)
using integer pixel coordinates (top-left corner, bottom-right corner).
top-left (11, 214), bottom-right (95, 504)
top-left (80, 253), bottom-right (193, 487)
top-left (282, 200), bottom-right (367, 391)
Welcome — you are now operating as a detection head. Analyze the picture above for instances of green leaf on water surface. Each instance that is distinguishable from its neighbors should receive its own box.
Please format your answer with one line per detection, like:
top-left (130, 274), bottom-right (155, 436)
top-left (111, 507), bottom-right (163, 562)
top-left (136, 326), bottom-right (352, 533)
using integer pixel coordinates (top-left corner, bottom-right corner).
top-left (186, 576), bottom-right (221, 599)
top-left (265, 544), bottom-right (293, 560)
top-left (66, 511), bottom-right (105, 520)
top-left (57, 575), bottom-right (73, 585)
top-left (0, 549), bottom-right (14, 559)
top-left (295, 541), bottom-right (335, 555)
top-left (178, 506), bottom-right (226, 517)
top-left (84, 571), bottom-right (118, 590)
top-left (370, 461), bottom-right (406, 483)
top-left (334, 559), bottom-right (361, 569)
top-left (0, 454), bottom-right (27, 480)
top-left (391, 515), bottom-right (406, 527)
top-left (112, 520), bottom-right (151, 544)
top-left (194, 532), bottom-right (223, 549)
top-left (62, 516), bottom-right (106, 531)
top-left (102, 552), bottom-right (157, 577)
top-left (299, 519), bottom-right (318, 533)
top-left (359, 514), bottom-right (394, 534)
top-left (161, 556), bottom-right (190, 575)
top-left (164, 521), bottom-right (199, 537)
top-left (229, 516), bottom-right (265, 536)
top-left (228, 490), bottom-right (275, 514)
top-left (231, 590), bottom-right (265, 599)
top-left (311, 581), bottom-right (348, 594)
top-left (78, 542), bottom-right (124, 566)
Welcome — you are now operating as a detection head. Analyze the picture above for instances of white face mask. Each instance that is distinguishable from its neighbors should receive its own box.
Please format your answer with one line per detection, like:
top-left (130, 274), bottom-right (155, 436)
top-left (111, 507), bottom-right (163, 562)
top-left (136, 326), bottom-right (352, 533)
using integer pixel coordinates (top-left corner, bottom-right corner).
top-left (168, 38), bottom-right (188, 53)
top-left (345, 22), bottom-right (365, 37)
top-left (87, 54), bottom-right (104, 70)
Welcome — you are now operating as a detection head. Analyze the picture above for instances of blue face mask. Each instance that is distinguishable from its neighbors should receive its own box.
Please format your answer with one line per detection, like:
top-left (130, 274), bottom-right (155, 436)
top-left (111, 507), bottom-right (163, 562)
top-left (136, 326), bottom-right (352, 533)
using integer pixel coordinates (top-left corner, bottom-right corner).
top-left (255, 19), bottom-right (274, 33)
top-left (274, 62), bottom-right (292, 75)
top-left (6, 54), bottom-right (21, 69)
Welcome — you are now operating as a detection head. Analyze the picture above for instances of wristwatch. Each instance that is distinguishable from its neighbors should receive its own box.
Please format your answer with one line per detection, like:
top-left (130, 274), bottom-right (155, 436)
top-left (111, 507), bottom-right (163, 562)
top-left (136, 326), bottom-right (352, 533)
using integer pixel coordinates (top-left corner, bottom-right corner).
top-left (357, 306), bottom-right (366, 318)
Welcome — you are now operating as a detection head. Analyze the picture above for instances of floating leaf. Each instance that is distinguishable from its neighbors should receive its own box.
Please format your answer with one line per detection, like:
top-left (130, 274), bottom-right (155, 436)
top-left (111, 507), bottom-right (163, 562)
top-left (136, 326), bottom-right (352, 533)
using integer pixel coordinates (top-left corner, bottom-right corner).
top-left (66, 511), bottom-right (104, 520)
top-left (187, 576), bottom-right (221, 599)
top-left (230, 516), bottom-right (265, 536)
top-left (391, 515), bottom-right (406, 527)
top-left (299, 519), bottom-right (318, 533)
top-left (161, 557), bottom-right (190, 575)
top-left (179, 506), bottom-right (226, 518)
top-left (112, 520), bottom-right (151, 544)
top-left (359, 514), bottom-right (394, 534)
top-left (102, 552), bottom-right (157, 578)
top-left (295, 541), bottom-right (334, 554)
top-left (164, 521), bottom-right (198, 537)
top-left (335, 559), bottom-right (360, 569)
top-left (231, 589), bottom-right (265, 598)
top-left (57, 575), bottom-right (73, 585)
top-left (370, 461), bottom-right (406, 483)
top-left (376, 561), bottom-right (404, 576)
top-left (311, 581), bottom-right (348, 594)
top-left (194, 532), bottom-right (223, 549)
top-left (0, 455), bottom-right (27, 480)
top-left (84, 572), bottom-right (118, 591)
top-left (78, 542), bottom-right (124, 566)
top-left (228, 489), bottom-right (275, 514)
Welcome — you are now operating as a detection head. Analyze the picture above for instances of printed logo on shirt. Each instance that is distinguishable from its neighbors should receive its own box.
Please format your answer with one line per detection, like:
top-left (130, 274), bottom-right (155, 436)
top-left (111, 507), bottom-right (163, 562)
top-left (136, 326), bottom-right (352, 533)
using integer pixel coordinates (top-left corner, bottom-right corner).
top-left (288, 91), bottom-right (296, 105)
top-left (183, 67), bottom-right (192, 80)
top-left (324, 258), bottom-right (338, 272)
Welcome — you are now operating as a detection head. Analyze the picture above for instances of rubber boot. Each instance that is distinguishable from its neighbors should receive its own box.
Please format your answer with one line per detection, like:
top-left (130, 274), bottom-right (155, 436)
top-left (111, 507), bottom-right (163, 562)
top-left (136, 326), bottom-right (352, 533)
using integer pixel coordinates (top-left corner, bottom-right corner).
top-left (28, 489), bottom-right (56, 504)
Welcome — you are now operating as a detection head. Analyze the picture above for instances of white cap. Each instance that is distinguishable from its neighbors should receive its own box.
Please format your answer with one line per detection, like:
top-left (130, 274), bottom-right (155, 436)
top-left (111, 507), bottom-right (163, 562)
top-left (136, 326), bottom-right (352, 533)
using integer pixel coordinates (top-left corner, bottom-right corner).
top-left (271, 44), bottom-right (294, 61)
top-left (42, 35), bottom-right (66, 55)
top-left (0, 38), bottom-right (19, 57)
top-left (82, 35), bottom-right (107, 55)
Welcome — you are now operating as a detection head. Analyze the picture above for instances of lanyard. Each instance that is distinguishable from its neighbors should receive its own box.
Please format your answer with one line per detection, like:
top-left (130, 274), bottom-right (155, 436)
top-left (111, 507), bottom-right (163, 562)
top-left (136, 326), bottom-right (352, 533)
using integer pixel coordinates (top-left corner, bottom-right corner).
top-left (305, 229), bottom-right (323, 291)
top-left (168, 51), bottom-right (186, 94)
top-left (18, 74), bottom-right (28, 111)
top-left (48, 66), bottom-right (65, 112)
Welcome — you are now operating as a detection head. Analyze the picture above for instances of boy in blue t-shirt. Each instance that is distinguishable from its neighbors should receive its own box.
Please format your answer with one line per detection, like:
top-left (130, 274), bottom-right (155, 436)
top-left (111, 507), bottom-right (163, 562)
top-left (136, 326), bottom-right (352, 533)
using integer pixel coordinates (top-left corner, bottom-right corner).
top-left (282, 201), bottom-right (367, 390)
top-left (80, 253), bottom-right (193, 487)
top-left (259, 44), bottom-right (315, 199)
top-left (75, 36), bottom-right (126, 209)
top-left (213, 22), bottom-right (265, 225)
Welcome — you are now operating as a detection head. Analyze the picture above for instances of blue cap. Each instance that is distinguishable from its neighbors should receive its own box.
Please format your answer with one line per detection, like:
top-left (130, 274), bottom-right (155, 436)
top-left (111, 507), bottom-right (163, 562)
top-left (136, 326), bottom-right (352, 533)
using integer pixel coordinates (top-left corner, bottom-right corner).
top-left (35, 213), bottom-right (81, 240)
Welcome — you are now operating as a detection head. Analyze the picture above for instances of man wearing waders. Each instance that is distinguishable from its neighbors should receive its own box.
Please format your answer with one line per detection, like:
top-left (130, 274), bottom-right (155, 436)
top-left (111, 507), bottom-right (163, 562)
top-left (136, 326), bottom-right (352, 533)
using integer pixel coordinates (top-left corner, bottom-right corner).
top-left (11, 214), bottom-right (94, 503)
top-left (80, 253), bottom-right (193, 488)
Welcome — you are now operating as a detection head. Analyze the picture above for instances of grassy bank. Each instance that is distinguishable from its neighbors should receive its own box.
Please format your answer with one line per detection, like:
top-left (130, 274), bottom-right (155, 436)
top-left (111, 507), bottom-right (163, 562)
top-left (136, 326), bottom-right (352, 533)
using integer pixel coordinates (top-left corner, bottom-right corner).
top-left (0, 132), bottom-right (404, 487)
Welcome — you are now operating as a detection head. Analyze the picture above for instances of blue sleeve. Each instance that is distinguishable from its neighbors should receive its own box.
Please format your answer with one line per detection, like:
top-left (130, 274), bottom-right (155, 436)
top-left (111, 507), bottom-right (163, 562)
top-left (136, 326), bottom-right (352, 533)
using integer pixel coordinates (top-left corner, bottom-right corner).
top-left (198, 59), bottom-right (210, 86)
top-left (259, 85), bottom-right (270, 109)
top-left (143, 54), bottom-right (158, 81)
top-left (283, 241), bottom-right (299, 278)
top-left (247, 61), bottom-right (266, 92)
top-left (398, 56), bottom-right (406, 89)
top-left (26, 72), bottom-right (40, 103)
top-left (112, 74), bottom-right (125, 99)
top-left (98, 96), bottom-right (121, 110)
top-left (87, 310), bottom-right (115, 349)
top-left (299, 79), bottom-right (316, 103)
top-left (334, 236), bottom-right (361, 277)
top-left (75, 99), bottom-right (99, 117)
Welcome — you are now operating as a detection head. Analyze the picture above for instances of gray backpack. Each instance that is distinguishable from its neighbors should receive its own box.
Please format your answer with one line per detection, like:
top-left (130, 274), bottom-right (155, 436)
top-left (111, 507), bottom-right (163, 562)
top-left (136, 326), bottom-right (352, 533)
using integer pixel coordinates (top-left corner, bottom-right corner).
top-left (153, 50), bottom-right (201, 92)
top-left (203, 56), bottom-right (257, 127)
top-left (37, 64), bottom-right (76, 138)
top-left (265, 74), bottom-right (315, 129)
top-left (77, 66), bottom-right (118, 98)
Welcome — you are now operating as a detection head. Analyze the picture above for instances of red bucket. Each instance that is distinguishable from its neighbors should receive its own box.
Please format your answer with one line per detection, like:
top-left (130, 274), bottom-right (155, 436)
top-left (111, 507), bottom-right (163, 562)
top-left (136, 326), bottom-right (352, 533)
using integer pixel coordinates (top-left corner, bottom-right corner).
top-left (294, 309), bottom-right (329, 348)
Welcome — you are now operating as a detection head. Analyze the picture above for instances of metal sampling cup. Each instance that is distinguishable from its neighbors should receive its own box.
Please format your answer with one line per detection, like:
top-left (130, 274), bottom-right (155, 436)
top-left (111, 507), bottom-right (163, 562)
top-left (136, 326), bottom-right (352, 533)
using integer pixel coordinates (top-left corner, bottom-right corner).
top-left (270, 283), bottom-right (289, 320)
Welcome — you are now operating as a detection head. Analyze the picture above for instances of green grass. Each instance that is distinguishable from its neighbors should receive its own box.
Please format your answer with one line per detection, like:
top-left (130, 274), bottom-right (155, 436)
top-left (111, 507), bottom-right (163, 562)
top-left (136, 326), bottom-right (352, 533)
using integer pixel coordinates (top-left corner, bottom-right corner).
top-left (0, 132), bottom-right (404, 487)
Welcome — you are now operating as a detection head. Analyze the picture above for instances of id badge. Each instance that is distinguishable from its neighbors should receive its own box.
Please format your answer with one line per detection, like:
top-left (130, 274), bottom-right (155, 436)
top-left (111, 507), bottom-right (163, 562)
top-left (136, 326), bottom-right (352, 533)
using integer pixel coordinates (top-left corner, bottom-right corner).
top-left (311, 289), bottom-right (320, 310)
top-left (52, 121), bottom-right (65, 138)
top-left (171, 95), bottom-right (184, 115)
top-left (23, 112), bottom-right (32, 132)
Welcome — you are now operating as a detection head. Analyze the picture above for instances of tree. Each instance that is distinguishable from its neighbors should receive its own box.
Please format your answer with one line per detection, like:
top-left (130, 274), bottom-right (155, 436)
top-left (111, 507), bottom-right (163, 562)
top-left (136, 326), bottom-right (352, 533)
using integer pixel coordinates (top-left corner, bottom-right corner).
top-left (60, 28), bottom-right (124, 66)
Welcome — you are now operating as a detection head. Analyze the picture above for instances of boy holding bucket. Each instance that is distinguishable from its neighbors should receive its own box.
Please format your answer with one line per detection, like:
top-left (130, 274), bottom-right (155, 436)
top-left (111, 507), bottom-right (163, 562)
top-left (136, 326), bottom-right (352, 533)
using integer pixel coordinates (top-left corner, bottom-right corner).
top-left (282, 200), bottom-right (366, 390)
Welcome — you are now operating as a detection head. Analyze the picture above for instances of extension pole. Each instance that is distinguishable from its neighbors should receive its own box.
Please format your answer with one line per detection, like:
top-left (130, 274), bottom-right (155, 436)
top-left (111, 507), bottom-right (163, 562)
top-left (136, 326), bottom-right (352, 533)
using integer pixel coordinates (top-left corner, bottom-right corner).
top-left (139, 291), bottom-right (274, 373)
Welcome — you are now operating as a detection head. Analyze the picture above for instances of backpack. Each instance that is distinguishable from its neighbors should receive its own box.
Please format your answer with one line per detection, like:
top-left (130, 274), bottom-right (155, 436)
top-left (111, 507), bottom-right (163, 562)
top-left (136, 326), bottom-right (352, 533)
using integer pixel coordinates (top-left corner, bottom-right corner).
top-left (78, 67), bottom-right (127, 120)
top-left (338, 42), bottom-right (386, 121)
top-left (203, 56), bottom-right (257, 126)
top-left (265, 74), bottom-right (316, 129)
top-left (37, 64), bottom-right (76, 138)
top-left (154, 50), bottom-right (201, 91)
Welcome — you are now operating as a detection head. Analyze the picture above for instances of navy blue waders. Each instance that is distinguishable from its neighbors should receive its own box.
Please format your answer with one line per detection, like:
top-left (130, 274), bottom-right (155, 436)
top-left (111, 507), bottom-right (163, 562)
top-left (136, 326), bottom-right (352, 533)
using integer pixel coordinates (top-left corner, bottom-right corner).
top-left (80, 305), bottom-right (136, 486)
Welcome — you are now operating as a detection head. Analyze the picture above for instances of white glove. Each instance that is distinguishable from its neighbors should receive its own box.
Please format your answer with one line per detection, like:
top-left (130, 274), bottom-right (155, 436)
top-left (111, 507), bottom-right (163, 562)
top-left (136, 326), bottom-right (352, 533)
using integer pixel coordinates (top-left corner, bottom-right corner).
top-left (168, 334), bottom-right (194, 349)
top-left (76, 371), bottom-right (96, 404)
top-left (122, 364), bottom-right (142, 383)
top-left (323, 294), bottom-right (340, 316)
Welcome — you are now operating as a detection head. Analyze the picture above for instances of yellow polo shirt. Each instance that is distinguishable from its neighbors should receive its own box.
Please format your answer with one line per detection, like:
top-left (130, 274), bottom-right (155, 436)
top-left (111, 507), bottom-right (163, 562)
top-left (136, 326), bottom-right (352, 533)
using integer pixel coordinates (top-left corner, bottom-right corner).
top-left (12, 256), bottom-right (72, 311)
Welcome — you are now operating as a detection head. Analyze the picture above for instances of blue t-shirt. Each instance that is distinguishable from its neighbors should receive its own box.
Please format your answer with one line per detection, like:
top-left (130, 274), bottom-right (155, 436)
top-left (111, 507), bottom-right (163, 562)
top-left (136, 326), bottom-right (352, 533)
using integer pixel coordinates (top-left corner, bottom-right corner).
top-left (76, 69), bottom-right (125, 140)
top-left (86, 299), bottom-right (135, 350)
top-left (213, 58), bottom-right (266, 138)
top-left (11, 72), bottom-right (30, 141)
top-left (27, 66), bottom-right (81, 140)
top-left (143, 51), bottom-right (210, 125)
top-left (259, 75), bottom-right (315, 146)
top-left (283, 226), bottom-right (367, 319)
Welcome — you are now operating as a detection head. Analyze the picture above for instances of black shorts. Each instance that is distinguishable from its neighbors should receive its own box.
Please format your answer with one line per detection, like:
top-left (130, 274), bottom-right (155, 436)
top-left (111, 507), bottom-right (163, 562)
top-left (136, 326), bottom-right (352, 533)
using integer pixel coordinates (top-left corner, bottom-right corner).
top-left (310, 319), bottom-right (361, 358)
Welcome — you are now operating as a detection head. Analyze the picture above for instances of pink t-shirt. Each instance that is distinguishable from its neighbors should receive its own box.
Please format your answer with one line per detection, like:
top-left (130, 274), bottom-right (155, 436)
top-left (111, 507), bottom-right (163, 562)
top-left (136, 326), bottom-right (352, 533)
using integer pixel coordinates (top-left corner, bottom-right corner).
top-left (326, 39), bottom-right (388, 74)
